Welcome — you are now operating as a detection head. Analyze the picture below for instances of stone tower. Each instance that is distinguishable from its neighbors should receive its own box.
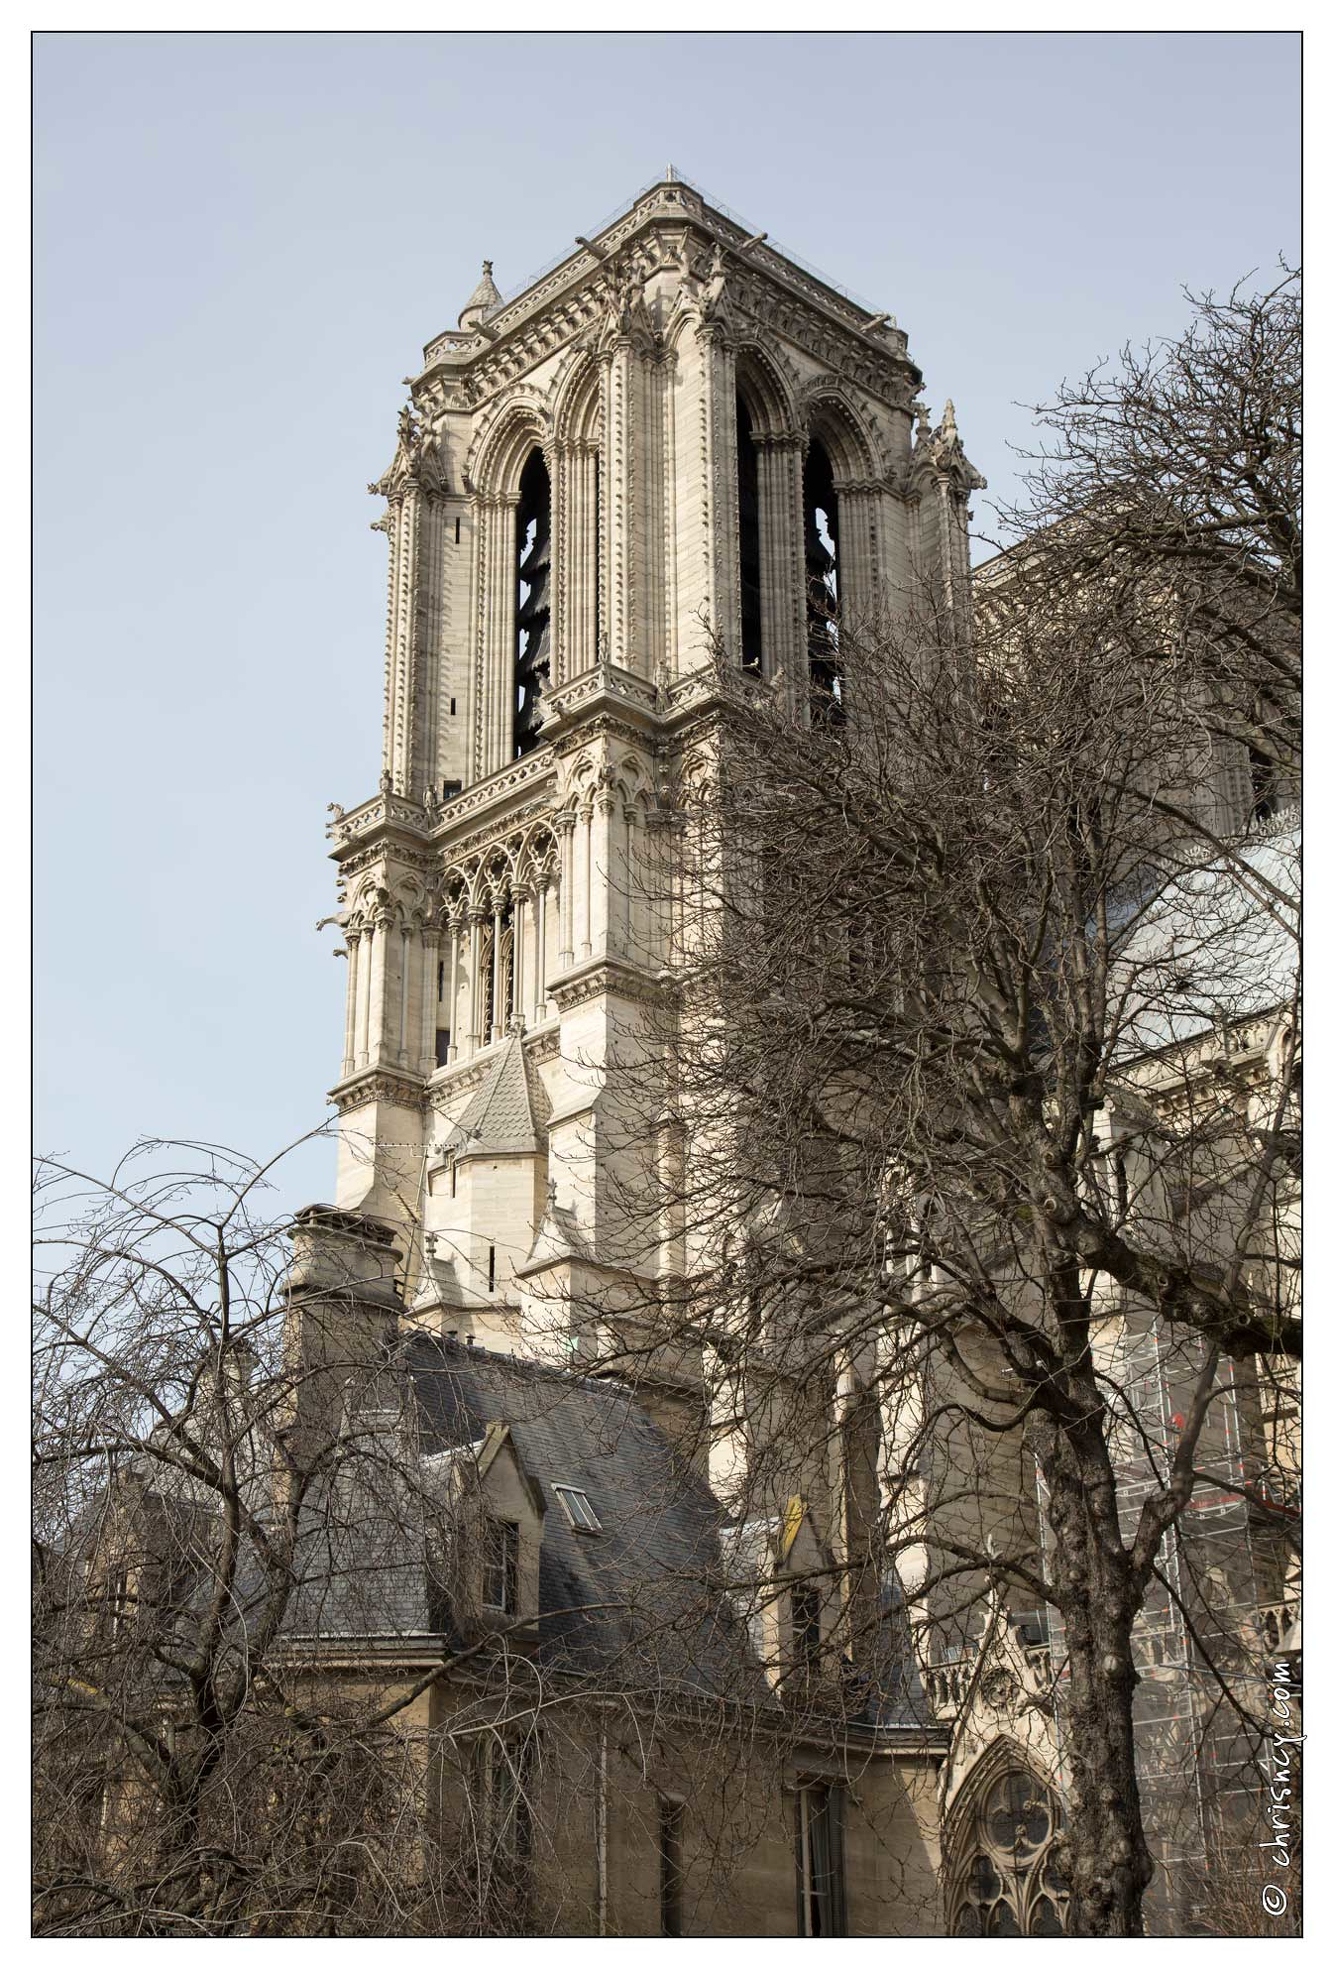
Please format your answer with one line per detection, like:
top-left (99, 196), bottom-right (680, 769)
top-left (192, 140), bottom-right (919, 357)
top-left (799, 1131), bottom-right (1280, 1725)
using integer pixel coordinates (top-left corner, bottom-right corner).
top-left (325, 173), bottom-right (983, 1361)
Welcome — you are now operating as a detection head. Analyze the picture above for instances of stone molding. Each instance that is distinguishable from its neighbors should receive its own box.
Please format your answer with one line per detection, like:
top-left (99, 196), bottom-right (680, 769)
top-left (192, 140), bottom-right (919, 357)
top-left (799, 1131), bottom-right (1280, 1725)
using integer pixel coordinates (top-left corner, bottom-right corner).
top-left (548, 956), bottom-right (679, 1013)
top-left (328, 791), bottom-right (433, 852)
top-left (330, 1069), bottom-right (428, 1116)
top-left (413, 183), bottom-right (918, 420)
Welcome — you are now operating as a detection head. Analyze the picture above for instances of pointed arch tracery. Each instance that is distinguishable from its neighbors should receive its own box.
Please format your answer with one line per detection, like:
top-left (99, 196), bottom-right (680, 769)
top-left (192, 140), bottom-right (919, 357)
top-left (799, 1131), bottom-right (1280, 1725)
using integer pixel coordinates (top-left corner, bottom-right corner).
top-left (732, 349), bottom-right (800, 681)
top-left (551, 355), bottom-right (602, 684)
top-left (551, 348), bottom-right (602, 448)
top-left (466, 396), bottom-right (550, 502)
top-left (945, 1747), bottom-right (1069, 1937)
top-left (803, 388), bottom-right (877, 485)
top-left (734, 344), bottom-right (799, 441)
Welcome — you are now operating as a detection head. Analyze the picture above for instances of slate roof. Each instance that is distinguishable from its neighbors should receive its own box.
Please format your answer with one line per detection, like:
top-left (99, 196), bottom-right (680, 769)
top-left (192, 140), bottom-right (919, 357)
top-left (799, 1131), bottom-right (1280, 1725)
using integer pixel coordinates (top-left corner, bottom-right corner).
top-left (442, 1037), bottom-right (549, 1157)
top-left (101, 1338), bottom-right (932, 1736)
top-left (281, 1335), bottom-right (932, 1729)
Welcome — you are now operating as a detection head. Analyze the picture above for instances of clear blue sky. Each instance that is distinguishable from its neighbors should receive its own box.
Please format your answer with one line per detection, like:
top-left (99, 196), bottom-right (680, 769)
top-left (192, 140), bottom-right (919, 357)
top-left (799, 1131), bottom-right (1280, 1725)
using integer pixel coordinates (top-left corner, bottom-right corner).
top-left (34, 30), bottom-right (1299, 1213)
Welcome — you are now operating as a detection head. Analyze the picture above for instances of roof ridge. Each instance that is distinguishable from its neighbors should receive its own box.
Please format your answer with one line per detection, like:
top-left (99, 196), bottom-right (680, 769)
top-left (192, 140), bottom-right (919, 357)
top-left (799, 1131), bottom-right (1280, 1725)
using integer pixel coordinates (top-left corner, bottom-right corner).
top-left (405, 1328), bottom-right (637, 1401)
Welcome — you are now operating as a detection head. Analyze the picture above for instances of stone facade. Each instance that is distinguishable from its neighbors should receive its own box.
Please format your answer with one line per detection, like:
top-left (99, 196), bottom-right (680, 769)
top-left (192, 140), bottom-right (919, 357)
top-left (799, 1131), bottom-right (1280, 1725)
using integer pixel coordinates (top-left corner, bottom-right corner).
top-left (328, 172), bottom-right (981, 1305)
top-left (315, 174), bottom-right (988, 1935)
top-left (316, 177), bottom-right (1297, 1936)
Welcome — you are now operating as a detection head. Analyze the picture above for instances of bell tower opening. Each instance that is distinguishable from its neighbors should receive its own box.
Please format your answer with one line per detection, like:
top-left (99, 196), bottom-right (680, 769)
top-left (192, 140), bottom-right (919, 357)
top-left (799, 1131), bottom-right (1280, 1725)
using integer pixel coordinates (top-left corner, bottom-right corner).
top-left (804, 438), bottom-right (841, 723)
top-left (515, 449), bottom-right (552, 758)
top-left (736, 393), bottom-right (763, 673)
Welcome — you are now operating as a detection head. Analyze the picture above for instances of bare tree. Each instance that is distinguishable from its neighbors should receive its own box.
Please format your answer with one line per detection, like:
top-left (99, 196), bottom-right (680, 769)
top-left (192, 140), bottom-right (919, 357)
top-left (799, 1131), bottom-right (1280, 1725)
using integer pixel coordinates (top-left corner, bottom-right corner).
top-left (34, 1139), bottom-right (947, 1938)
top-left (601, 585), bottom-right (1297, 1934)
top-left (994, 267), bottom-right (1300, 807)
top-left (590, 271), bottom-right (1300, 1937)
top-left (34, 269), bottom-right (1297, 1945)
top-left (35, 1141), bottom-right (419, 1933)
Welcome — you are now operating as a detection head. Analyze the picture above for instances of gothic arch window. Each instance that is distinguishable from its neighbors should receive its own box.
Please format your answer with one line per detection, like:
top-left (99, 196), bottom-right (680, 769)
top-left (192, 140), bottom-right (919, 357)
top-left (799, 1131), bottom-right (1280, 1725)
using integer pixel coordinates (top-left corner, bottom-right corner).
top-left (949, 1762), bottom-right (1068, 1936)
top-left (478, 901), bottom-right (515, 1040)
top-left (514, 450), bottom-right (551, 758)
top-left (803, 437), bottom-right (841, 723)
top-left (735, 393), bottom-right (763, 673)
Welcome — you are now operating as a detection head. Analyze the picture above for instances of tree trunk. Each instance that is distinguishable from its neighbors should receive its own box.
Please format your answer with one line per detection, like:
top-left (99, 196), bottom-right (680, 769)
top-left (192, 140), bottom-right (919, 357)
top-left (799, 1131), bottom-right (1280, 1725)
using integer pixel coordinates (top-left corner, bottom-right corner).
top-left (1040, 1431), bottom-right (1155, 1936)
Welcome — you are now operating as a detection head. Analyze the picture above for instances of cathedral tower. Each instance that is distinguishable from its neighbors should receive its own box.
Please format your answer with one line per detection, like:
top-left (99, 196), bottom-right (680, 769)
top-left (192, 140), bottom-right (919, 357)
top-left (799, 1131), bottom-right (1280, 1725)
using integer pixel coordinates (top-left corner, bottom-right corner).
top-left (325, 173), bottom-right (983, 1355)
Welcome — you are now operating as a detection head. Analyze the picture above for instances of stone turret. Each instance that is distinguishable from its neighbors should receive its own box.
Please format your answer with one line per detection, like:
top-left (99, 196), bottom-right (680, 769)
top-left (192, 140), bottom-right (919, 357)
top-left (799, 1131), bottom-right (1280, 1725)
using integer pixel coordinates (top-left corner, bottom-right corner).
top-left (457, 258), bottom-right (501, 331)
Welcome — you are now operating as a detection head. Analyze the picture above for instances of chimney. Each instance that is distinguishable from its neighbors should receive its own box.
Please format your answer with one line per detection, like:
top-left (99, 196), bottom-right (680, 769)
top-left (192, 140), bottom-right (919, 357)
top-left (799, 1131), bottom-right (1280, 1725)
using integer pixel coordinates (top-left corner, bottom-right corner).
top-left (277, 1206), bottom-right (404, 1481)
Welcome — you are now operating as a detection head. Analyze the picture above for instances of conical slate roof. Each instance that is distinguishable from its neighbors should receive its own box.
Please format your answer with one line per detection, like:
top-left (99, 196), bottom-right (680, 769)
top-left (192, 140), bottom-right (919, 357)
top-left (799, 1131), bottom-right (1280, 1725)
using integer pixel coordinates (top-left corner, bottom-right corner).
top-left (443, 1035), bottom-right (548, 1157)
top-left (457, 258), bottom-right (501, 329)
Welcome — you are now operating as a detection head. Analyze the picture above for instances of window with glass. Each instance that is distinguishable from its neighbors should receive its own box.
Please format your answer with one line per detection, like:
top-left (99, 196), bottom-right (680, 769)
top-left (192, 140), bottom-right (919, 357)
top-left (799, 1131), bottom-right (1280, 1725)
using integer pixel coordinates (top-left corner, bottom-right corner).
top-left (797, 1781), bottom-right (847, 1936)
top-left (551, 1484), bottom-right (602, 1533)
top-left (482, 1519), bottom-right (520, 1613)
top-left (659, 1795), bottom-right (685, 1936)
top-left (469, 1733), bottom-right (534, 1926)
top-left (949, 1765), bottom-right (1068, 1936)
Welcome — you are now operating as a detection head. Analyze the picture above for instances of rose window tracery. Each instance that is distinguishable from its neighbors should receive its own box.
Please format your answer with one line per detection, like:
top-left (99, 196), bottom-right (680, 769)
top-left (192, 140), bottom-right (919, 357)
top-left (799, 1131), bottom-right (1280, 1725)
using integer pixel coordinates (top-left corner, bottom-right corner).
top-left (949, 1765), bottom-right (1068, 1936)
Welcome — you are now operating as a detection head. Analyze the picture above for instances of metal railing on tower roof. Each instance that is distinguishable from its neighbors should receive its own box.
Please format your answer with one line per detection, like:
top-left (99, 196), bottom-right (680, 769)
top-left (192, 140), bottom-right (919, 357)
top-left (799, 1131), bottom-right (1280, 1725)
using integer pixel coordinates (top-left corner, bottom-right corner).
top-left (491, 170), bottom-right (882, 321)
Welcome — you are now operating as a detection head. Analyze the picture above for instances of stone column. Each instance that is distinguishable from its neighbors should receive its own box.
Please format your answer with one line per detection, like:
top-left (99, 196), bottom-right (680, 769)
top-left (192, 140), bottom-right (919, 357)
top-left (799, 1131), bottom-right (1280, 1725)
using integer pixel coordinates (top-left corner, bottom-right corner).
top-left (557, 811), bottom-right (577, 970)
top-left (535, 880), bottom-right (549, 1019)
top-left (576, 443), bottom-right (601, 675)
top-left (512, 885), bottom-right (529, 1026)
top-left (757, 435), bottom-right (806, 700)
top-left (623, 805), bottom-right (640, 964)
top-left (490, 895), bottom-right (504, 1044)
top-left (447, 912), bottom-right (463, 1064)
top-left (383, 483), bottom-right (422, 793)
top-left (642, 814), bottom-right (663, 972)
top-left (468, 908), bottom-right (484, 1056)
top-left (480, 497), bottom-right (518, 776)
top-left (552, 443), bottom-right (571, 687)
top-left (702, 328), bottom-right (740, 659)
top-left (554, 441), bottom-right (600, 683)
top-left (590, 772), bottom-right (615, 957)
top-left (341, 929), bottom-right (361, 1078)
top-left (356, 925), bottom-right (374, 1068)
top-left (599, 344), bottom-right (631, 670)
top-left (419, 923), bottom-right (440, 1074)
top-left (367, 914), bottom-right (392, 1068)
top-left (837, 481), bottom-right (879, 643)
top-left (397, 928), bottom-right (411, 1064)
top-left (580, 802), bottom-right (594, 959)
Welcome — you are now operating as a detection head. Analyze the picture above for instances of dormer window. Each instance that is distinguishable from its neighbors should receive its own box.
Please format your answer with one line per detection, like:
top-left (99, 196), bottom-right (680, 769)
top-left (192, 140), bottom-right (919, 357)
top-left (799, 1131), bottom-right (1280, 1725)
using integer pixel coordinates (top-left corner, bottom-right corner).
top-left (482, 1519), bottom-right (520, 1612)
top-left (551, 1484), bottom-right (601, 1533)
